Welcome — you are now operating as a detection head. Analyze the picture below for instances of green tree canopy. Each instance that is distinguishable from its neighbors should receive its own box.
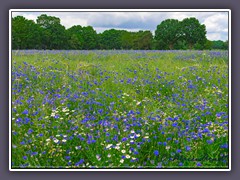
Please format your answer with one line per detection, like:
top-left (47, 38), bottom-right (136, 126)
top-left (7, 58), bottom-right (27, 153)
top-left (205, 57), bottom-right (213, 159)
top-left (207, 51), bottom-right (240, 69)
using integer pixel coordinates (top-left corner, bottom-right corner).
top-left (181, 17), bottom-right (207, 49)
top-left (12, 15), bottom-right (227, 50)
top-left (36, 14), bottom-right (67, 49)
top-left (66, 25), bottom-right (84, 50)
top-left (154, 19), bottom-right (182, 50)
top-left (12, 16), bottom-right (42, 49)
top-left (81, 26), bottom-right (98, 50)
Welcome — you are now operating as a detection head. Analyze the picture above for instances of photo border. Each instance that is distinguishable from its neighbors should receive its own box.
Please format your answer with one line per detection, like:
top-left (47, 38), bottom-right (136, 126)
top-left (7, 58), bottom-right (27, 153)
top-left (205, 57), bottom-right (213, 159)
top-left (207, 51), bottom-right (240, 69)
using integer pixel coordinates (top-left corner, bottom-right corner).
top-left (9, 9), bottom-right (231, 172)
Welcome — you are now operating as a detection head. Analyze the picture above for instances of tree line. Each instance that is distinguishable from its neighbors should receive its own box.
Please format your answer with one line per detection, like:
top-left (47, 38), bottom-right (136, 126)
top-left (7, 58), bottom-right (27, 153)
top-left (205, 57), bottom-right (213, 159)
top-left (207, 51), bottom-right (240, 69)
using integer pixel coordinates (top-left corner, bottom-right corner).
top-left (12, 14), bottom-right (228, 50)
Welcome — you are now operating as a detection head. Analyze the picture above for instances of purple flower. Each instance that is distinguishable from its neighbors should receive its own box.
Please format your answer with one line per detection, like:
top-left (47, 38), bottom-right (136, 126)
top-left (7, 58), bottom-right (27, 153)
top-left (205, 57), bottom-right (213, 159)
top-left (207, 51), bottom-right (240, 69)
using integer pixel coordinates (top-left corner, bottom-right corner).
top-left (65, 156), bottom-right (71, 160)
top-left (220, 143), bottom-right (228, 149)
top-left (154, 150), bottom-right (159, 156)
top-left (75, 159), bottom-right (84, 166)
top-left (207, 140), bottom-right (213, 144)
top-left (186, 146), bottom-right (191, 151)
top-left (23, 156), bottom-right (27, 160)
top-left (176, 149), bottom-right (182, 153)
top-left (28, 129), bottom-right (33, 134)
top-left (22, 109), bottom-right (28, 115)
top-left (196, 162), bottom-right (202, 166)
top-left (31, 152), bottom-right (38, 156)
top-left (122, 137), bottom-right (128, 142)
top-left (172, 122), bottom-right (178, 127)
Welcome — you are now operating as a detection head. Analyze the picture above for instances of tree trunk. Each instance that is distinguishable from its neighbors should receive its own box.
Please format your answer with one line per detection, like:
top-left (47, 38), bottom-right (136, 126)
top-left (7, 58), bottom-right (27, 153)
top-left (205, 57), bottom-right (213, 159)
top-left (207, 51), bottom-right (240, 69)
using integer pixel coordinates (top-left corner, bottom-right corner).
top-left (189, 43), bottom-right (193, 50)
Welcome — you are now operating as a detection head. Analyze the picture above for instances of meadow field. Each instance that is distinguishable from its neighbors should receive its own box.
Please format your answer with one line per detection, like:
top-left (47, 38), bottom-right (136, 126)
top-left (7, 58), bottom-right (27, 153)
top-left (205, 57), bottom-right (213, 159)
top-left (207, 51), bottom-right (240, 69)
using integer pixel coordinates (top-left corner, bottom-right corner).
top-left (11, 50), bottom-right (229, 169)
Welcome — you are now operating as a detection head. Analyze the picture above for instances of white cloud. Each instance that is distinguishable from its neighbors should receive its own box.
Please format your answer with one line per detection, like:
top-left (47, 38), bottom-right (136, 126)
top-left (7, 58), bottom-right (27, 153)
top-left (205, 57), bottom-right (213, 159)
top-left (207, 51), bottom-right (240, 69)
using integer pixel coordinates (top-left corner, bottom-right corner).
top-left (203, 14), bottom-right (228, 33)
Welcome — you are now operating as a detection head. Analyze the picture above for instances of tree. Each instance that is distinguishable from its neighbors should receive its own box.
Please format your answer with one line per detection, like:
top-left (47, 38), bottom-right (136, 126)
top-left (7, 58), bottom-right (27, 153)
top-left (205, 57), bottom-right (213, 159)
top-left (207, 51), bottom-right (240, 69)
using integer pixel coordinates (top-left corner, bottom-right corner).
top-left (181, 17), bottom-right (207, 49)
top-left (120, 31), bottom-right (134, 49)
top-left (224, 40), bottom-right (229, 50)
top-left (203, 39), bottom-right (213, 50)
top-left (66, 25), bottom-right (84, 49)
top-left (155, 19), bottom-right (182, 50)
top-left (36, 14), bottom-right (67, 49)
top-left (12, 16), bottom-right (42, 49)
top-left (98, 29), bottom-right (123, 49)
top-left (81, 26), bottom-right (98, 49)
top-left (211, 40), bottom-right (228, 50)
top-left (132, 30), bottom-right (153, 50)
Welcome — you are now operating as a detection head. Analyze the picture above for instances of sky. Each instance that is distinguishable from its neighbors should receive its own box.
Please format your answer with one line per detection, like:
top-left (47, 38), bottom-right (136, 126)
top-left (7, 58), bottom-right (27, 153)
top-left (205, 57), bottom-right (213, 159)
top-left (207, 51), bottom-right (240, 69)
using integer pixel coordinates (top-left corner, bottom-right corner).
top-left (12, 11), bottom-right (229, 41)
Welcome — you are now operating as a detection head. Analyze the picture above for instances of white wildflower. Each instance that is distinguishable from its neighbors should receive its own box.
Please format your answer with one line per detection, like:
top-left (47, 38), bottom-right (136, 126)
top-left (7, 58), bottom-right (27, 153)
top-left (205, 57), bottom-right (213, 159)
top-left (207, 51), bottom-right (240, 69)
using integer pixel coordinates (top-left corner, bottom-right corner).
top-left (96, 155), bottom-right (101, 161)
top-left (126, 155), bottom-right (130, 159)
top-left (53, 138), bottom-right (59, 143)
top-left (106, 144), bottom-right (112, 149)
top-left (75, 146), bottom-right (81, 150)
top-left (166, 146), bottom-right (170, 150)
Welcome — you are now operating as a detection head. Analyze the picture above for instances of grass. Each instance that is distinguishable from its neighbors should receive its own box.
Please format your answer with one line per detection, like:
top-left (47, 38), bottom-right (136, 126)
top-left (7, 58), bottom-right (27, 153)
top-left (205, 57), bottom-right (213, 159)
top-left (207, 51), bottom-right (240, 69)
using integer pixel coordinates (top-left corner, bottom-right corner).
top-left (11, 50), bottom-right (229, 169)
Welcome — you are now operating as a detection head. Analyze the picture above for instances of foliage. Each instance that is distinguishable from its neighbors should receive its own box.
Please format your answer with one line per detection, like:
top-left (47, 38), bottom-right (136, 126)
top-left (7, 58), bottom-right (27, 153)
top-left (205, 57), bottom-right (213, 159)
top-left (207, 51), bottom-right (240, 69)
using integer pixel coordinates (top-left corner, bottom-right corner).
top-left (36, 14), bottom-right (67, 49)
top-left (12, 16), bottom-right (42, 49)
top-left (155, 19), bottom-right (182, 50)
top-left (12, 15), bottom-right (228, 50)
top-left (181, 17), bottom-right (207, 49)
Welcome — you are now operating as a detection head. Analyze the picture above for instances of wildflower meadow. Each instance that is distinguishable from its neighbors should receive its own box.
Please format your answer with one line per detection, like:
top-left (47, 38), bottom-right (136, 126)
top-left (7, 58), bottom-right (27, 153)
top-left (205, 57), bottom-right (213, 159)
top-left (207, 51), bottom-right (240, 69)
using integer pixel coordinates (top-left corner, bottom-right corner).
top-left (11, 50), bottom-right (229, 169)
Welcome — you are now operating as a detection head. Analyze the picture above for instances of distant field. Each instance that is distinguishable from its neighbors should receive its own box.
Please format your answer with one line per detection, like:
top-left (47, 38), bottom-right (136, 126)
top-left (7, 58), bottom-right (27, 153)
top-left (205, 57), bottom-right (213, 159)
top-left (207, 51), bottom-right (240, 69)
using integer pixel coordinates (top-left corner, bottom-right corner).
top-left (11, 50), bottom-right (229, 169)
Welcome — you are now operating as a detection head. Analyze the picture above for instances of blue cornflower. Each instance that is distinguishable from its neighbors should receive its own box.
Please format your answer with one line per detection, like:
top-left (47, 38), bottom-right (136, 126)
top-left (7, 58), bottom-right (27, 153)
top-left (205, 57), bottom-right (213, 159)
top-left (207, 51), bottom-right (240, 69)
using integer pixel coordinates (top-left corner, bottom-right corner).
top-left (176, 149), bottom-right (182, 153)
top-left (28, 129), bottom-right (33, 134)
top-left (156, 163), bottom-right (162, 168)
top-left (154, 150), bottom-right (159, 156)
top-left (23, 156), bottom-right (27, 160)
top-left (15, 118), bottom-right (22, 124)
top-left (31, 152), bottom-right (38, 156)
top-left (207, 140), bottom-right (213, 144)
top-left (172, 122), bottom-right (178, 127)
top-left (22, 109), bottom-right (28, 115)
top-left (65, 156), bottom-right (71, 160)
top-left (75, 159), bottom-right (84, 166)
top-left (54, 115), bottom-right (59, 119)
top-left (220, 143), bottom-right (228, 149)
top-left (122, 137), bottom-right (128, 142)
top-left (166, 137), bottom-right (172, 141)
top-left (186, 146), bottom-right (191, 151)
top-left (179, 162), bottom-right (183, 166)
top-left (134, 151), bottom-right (139, 155)
top-left (196, 162), bottom-right (202, 166)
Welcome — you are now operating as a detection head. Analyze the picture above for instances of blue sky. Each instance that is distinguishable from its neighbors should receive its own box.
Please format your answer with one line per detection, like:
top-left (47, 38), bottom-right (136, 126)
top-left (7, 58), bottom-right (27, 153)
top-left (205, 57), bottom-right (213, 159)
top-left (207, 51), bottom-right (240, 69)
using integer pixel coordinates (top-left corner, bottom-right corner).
top-left (12, 11), bottom-right (229, 41)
